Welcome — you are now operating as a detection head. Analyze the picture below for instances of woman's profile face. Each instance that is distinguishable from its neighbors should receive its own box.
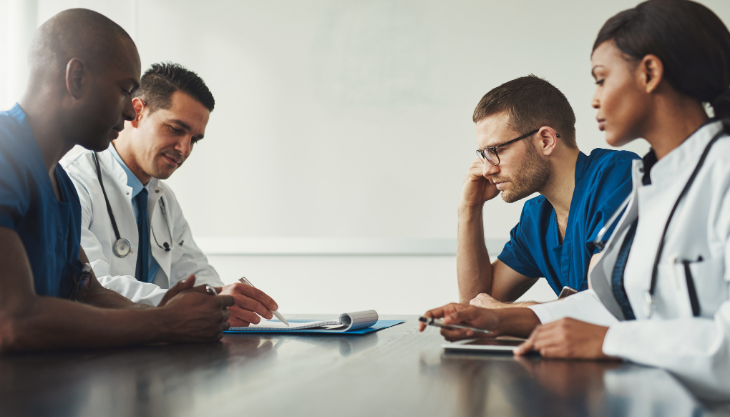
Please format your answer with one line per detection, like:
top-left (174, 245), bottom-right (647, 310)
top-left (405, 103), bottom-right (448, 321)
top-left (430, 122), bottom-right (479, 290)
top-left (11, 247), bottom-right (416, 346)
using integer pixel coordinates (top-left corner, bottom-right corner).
top-left (591, 40), bottom-right (651, 147)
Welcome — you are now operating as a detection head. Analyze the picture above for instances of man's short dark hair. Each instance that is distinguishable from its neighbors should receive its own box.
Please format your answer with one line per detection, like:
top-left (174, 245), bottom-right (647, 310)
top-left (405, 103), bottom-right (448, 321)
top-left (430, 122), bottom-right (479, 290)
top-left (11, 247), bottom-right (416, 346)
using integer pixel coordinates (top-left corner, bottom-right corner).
top-left (473, 75), bottom-right (577, 148)
top-left (135, 62), bottom-right (215, 113)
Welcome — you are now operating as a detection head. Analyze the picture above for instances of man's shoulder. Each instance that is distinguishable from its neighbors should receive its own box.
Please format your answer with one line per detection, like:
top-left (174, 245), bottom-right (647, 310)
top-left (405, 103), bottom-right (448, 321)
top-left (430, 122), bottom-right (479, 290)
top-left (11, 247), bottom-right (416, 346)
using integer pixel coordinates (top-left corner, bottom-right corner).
top-left (0, 111), bottom-right (31, 164)
top-left (60, 147), bottom-right (95, 172)
top-left (0, 110), bottom-right (22, 139)
top-left (0, 113), bottom-right (36, 189)
top-left (581, 148), bottom-right (639, 185)
top-left (585, 148), bottom-right (640, 169)
top-left (61, 148), bottom-right (124, 188)
top-left (572, 149), bottom-right (639, 220)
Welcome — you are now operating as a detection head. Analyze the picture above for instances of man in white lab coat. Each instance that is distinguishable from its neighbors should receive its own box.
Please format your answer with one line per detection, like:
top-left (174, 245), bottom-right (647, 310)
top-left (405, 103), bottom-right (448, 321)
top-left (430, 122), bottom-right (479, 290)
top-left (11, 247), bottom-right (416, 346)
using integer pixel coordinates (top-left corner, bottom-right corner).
top-left (62, 63), bottom-right (277, 327)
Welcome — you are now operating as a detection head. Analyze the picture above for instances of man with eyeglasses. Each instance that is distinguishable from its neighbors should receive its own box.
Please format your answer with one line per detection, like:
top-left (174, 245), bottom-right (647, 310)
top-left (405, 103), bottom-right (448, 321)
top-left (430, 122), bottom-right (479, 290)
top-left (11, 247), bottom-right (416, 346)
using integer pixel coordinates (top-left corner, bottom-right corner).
top-left (62, 63), bottom-right (278, 327)
top-left (457, 75), bottom-right (639, 309)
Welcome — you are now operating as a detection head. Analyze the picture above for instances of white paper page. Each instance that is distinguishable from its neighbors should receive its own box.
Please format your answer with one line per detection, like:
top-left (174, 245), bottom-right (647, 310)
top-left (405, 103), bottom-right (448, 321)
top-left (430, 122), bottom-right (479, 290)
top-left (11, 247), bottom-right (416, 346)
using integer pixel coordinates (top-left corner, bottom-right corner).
top-left (229, 320), bottom-right (340, 331)
top-left (228, 310), bottom-right (379, 332)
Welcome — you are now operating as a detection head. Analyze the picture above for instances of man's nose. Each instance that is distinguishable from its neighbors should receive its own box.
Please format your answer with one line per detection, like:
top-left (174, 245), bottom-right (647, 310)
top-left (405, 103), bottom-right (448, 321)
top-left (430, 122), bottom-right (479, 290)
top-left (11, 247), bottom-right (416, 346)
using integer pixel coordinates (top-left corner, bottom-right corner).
top-left (122, 98), bottom-right (136, 122)
top-left (482, 161), bottom-right (499, 177)
top-left (175, 136), bottom-right (192, 158)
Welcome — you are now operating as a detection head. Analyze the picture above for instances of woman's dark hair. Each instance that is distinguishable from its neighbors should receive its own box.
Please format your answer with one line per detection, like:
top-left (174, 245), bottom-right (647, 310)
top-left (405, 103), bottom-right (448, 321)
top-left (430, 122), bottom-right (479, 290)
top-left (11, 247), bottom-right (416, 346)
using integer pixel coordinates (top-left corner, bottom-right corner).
top-left (593, 0), bottom-right (730, 131)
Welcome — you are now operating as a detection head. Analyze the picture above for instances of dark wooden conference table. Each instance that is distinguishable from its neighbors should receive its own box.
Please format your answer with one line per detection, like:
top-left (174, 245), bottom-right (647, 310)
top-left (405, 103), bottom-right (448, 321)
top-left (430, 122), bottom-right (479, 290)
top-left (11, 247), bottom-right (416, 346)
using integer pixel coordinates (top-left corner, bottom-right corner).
top-left (1, 315), bottom-right (728, 417)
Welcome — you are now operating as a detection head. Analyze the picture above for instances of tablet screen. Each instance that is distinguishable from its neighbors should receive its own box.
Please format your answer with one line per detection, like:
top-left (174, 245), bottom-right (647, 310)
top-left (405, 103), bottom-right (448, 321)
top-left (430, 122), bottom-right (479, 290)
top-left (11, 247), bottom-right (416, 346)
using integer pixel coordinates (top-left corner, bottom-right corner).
top-left (443, 338), bottom-right (525, 352)
top-left (462, 339), bottom-right (523, 347)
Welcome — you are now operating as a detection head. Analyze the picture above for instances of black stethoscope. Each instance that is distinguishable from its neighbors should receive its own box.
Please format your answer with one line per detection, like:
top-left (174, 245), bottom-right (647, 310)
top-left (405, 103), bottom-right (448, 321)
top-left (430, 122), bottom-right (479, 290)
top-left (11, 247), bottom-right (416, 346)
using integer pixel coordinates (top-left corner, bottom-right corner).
top-left (592, 129), bottom-right (724, 318)
top-left (92, 152), bottom-right (175, 258)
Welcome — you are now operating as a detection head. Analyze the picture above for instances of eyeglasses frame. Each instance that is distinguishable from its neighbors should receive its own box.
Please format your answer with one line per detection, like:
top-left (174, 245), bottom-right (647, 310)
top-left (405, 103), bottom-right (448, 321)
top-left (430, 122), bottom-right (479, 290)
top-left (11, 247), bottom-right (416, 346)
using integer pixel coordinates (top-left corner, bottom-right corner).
top-left (476, 128), bottom-right (560, 166)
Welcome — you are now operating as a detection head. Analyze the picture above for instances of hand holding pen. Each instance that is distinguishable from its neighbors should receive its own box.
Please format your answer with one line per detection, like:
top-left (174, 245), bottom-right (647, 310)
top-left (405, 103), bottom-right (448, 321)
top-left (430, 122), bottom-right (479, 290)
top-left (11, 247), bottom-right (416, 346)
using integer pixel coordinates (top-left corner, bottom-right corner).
top-left (217, 276), bottom-right (284, 327)
top-left (238, 277), bottom-right (289, 326)
top-left (419, 302), bottom-right (499, 341)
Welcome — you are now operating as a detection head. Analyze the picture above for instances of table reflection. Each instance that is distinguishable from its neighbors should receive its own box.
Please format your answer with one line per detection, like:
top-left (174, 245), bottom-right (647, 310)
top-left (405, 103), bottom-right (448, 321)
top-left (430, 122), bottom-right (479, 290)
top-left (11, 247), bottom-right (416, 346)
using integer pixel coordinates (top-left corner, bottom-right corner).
top-left (0, 337), bottom-right (283, 417)
top-left (424, 349), bottom-right (730, 417)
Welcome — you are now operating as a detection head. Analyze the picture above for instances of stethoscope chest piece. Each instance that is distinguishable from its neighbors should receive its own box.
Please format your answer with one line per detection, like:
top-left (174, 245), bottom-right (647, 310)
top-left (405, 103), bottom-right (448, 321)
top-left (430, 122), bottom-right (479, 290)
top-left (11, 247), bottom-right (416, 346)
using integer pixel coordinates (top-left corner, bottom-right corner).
top-left (113, 238), bottom-right (132, 258)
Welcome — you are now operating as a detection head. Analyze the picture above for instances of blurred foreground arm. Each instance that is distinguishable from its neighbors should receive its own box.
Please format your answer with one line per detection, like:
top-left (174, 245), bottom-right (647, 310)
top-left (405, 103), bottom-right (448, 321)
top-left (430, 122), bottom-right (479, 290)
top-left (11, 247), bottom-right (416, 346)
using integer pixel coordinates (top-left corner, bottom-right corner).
top-left (0, 227), bottom-right (234, 352)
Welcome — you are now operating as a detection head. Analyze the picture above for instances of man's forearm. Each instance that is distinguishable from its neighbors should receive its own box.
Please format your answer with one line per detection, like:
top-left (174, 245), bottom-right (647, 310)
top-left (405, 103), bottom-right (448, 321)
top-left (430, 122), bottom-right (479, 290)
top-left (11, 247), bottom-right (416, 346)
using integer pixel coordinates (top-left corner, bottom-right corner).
top-left (84, 284), bottom-right (154, 310)
top-left (494, 307), bottom-right (541, 338)
top-left (508, 301), bottom-right (539, 308)
top-left (1, 296), bottom-right (169, 352)
top-left (82, 265), bottom-right (155, 310)
top-left (456, 205), bottom-right (493, 303)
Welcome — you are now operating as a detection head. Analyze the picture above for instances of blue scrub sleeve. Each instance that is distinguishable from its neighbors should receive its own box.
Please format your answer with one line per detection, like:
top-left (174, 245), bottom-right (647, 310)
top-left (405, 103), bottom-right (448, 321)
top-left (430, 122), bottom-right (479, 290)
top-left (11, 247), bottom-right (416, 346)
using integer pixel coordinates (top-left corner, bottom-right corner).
top-left (0, 150), bottom-right (28, 230)
top-left (497, 210), bottom-right (542, 278)
top-left (585, 160), bottom-right (636, 254)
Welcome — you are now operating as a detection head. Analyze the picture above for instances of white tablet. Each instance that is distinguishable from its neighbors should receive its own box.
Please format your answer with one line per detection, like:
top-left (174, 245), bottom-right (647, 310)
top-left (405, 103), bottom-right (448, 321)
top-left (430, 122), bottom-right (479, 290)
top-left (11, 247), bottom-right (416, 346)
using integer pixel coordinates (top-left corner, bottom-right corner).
top-left (442, 338), bottom-right (525, 352)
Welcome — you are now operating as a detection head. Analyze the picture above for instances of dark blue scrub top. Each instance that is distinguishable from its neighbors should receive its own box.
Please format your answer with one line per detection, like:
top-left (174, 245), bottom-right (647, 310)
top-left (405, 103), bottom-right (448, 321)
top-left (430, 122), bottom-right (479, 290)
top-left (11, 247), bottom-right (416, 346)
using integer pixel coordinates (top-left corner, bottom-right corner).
top-left (497, 149), bottom-right (639, 295)
top-left (0, 104), bottom-right (83, 298)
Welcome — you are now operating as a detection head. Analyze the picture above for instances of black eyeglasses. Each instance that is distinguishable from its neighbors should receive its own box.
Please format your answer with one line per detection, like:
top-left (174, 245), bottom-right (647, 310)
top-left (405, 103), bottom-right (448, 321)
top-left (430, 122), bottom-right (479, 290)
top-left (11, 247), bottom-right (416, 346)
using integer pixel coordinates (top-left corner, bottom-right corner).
top-left (476, 129), bottom-right (560, 166)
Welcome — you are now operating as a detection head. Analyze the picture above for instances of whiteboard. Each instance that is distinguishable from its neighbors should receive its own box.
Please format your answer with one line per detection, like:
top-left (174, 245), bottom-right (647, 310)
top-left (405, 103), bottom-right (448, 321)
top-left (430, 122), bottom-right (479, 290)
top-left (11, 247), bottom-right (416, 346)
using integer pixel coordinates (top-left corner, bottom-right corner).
top-left (25, 0), bottom-right (730, 242)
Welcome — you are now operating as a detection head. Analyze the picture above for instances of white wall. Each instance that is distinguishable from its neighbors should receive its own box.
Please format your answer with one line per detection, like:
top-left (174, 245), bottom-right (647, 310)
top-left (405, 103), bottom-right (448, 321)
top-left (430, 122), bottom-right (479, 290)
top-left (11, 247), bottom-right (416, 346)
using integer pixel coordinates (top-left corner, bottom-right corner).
top-left (4, 1), bottom-right (730, 313)
top-left (7, 0), bottom-right (730, 242)
top-left (141, 0), bottom-right (728, 241)
top-left (208, 251), bottom-right (560, 315)
top-left (0, 0), bottom-right (9, 108)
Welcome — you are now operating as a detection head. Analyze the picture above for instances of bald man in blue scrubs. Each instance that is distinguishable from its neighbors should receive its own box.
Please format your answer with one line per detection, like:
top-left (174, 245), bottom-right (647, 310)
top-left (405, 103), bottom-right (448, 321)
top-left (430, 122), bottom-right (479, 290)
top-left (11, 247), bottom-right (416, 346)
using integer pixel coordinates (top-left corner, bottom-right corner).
top-left (0, 9), bottom-right (233, 352)
top-left (457, 75), bottom-right (639, 308)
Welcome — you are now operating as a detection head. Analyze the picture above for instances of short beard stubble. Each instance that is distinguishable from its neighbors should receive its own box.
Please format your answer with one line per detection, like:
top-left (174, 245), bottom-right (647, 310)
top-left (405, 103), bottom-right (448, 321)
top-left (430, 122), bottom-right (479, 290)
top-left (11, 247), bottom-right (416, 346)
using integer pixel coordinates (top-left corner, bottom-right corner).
top-left (500, 142), bottom-right (551, 203)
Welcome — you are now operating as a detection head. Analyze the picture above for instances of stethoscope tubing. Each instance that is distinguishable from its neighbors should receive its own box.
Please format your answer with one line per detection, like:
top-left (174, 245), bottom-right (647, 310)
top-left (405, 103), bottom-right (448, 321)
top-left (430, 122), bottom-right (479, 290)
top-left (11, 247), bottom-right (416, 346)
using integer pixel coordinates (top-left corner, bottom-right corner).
top-left (93, 152), bottom-right (174, 258)
top-left (595, 129), bottom-right (725, 318)
top-left (646, 130), bottom-right (724, 316)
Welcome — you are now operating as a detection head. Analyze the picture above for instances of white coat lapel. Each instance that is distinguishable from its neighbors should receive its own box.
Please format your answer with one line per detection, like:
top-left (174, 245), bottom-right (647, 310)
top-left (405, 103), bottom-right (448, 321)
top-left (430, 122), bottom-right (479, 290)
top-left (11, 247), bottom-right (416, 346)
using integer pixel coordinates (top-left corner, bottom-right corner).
top-left (588, 159), bottom-right (643, 320)
top-left (148, 180), bottom-right (173, 282)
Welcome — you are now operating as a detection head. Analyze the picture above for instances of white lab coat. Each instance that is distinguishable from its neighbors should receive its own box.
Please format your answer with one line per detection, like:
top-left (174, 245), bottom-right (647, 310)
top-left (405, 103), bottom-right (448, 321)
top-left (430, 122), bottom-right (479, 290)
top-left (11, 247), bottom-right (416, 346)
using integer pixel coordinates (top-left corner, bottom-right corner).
top-left (61, 148), bottom-right (223, 306)
top-left (530, 120), bottom-right (730, 400)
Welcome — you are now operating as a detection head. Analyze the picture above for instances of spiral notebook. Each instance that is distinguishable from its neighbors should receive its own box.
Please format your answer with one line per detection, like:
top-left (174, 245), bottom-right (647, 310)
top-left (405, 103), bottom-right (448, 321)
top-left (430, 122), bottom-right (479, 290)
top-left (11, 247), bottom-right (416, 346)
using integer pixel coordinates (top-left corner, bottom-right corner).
top-left (225, 310), bottom-right (399, 334)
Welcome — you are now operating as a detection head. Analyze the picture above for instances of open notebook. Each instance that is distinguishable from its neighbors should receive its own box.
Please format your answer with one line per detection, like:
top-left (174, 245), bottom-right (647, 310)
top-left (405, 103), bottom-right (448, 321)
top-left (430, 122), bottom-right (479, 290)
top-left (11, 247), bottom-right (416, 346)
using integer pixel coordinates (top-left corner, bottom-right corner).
top-left (229, 310), bottom-right (379, 333)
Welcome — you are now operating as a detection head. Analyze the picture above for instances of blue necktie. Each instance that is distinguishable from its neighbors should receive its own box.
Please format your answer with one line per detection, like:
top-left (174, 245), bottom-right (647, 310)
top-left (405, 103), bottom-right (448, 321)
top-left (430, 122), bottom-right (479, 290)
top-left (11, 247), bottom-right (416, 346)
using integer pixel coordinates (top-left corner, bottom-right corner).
top-left (134, 189), bottom-right (150, 282)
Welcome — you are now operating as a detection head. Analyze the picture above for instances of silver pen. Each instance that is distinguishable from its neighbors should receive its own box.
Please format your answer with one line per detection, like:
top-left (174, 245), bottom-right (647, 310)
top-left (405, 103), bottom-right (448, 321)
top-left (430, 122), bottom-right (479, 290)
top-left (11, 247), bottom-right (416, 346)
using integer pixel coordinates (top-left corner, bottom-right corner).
top-left (239, 277), bottom-right (289, 326)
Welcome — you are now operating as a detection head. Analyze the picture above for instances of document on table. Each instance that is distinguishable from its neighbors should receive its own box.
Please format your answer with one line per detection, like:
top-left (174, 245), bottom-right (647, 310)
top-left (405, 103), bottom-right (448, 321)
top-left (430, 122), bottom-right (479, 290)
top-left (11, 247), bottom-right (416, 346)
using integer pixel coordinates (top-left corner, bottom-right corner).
top-left (229, 310), bottom-right (379, 333)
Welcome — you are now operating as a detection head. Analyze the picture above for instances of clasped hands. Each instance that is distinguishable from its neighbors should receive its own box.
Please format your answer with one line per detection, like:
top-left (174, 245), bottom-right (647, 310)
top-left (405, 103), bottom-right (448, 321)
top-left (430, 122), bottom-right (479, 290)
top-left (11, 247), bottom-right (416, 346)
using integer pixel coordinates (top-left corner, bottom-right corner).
top-left (159, 275), bottom-right (279, 328)
top-left (419, 302), bottom-right (615, 360)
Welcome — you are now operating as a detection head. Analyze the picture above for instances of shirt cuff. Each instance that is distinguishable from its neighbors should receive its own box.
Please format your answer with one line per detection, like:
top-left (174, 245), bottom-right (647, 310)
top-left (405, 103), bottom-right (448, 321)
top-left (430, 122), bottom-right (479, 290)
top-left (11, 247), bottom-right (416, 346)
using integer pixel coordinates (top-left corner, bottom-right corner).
top-left (529, 304), bottom-right (554, 324)
top-left (527, 290), bottom-right (620, 326)
top-left (602, 324), bottom-right (623, 357)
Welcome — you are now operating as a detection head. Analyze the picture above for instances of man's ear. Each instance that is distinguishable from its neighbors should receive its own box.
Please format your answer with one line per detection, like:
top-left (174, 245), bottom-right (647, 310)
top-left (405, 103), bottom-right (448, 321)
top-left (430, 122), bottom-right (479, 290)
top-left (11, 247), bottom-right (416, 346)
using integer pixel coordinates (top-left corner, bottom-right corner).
top-left (65, 58), bottom-right (87, 100)
top-left (638, 54), bottom-right (664, 94)
top-left (537, 127), bottom-right (559, 156)
top-left (130, 97), bottom-right (146, 128)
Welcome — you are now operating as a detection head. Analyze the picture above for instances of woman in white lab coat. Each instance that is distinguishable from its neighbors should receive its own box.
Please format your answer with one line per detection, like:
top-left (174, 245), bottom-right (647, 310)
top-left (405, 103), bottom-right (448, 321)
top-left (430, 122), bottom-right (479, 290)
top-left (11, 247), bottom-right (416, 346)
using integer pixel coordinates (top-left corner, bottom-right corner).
top-left (422, 0), bottom-right (730, 400)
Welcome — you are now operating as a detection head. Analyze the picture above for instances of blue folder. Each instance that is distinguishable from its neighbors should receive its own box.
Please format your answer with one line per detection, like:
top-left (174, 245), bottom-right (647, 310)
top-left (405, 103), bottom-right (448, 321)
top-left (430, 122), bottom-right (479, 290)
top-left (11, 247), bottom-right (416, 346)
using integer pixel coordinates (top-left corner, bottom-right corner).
top-left (223, 319), bottom-right (404, 335)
